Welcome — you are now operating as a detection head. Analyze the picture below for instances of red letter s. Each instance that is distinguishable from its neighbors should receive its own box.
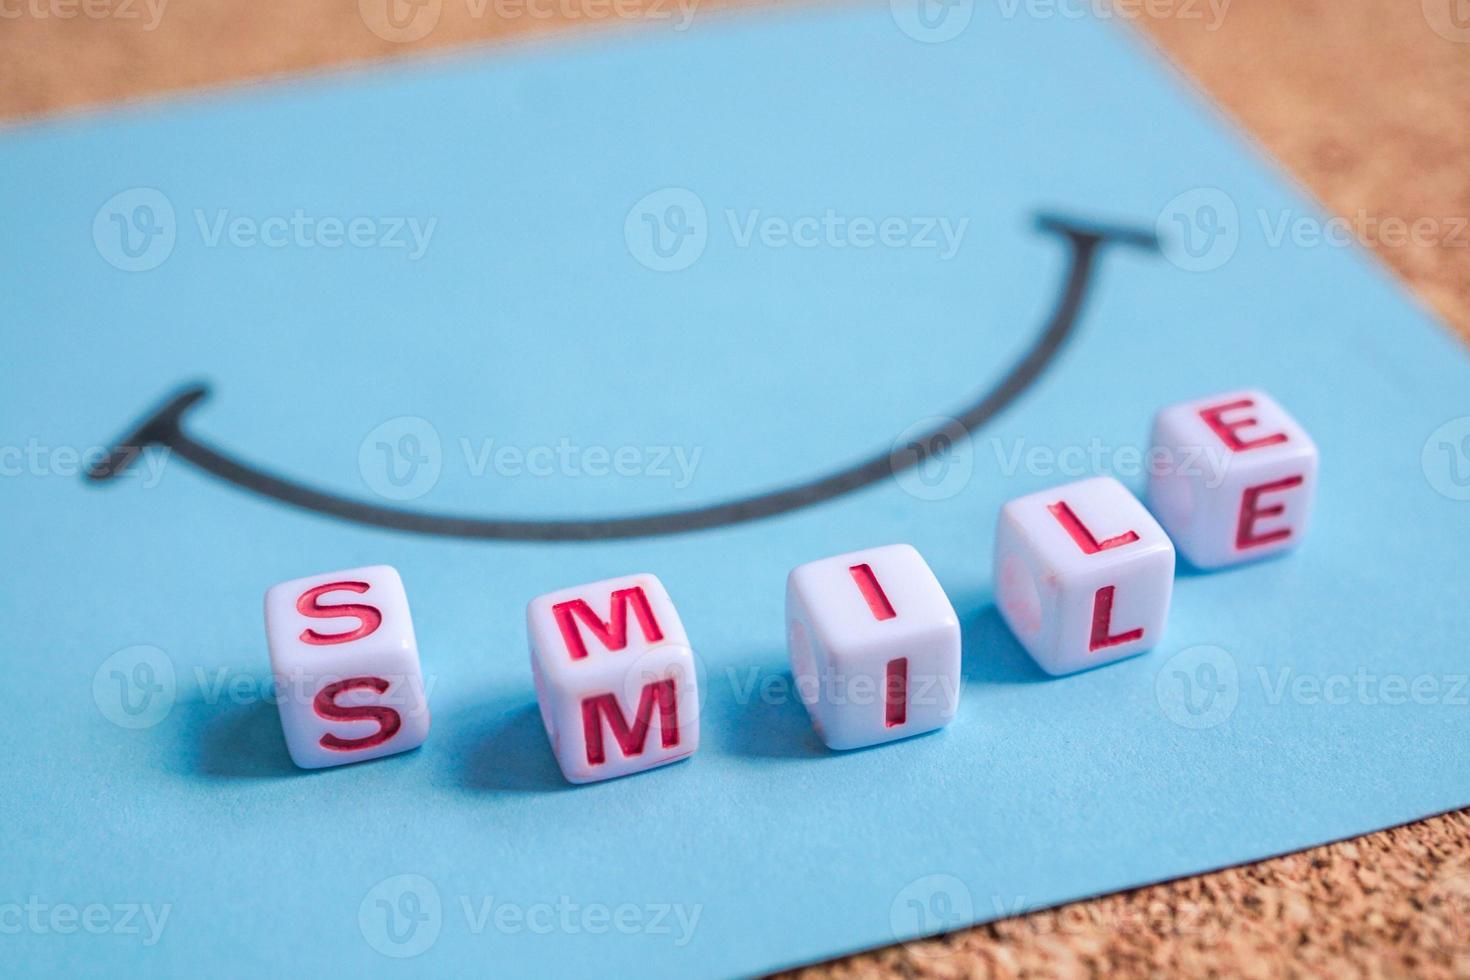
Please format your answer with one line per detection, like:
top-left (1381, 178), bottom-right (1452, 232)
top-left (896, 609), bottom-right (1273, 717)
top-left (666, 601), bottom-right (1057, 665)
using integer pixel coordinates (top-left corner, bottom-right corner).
top-left (313, 677), bottom-right (402, 751)
top-left (297, 581), bottom-right (383, 646)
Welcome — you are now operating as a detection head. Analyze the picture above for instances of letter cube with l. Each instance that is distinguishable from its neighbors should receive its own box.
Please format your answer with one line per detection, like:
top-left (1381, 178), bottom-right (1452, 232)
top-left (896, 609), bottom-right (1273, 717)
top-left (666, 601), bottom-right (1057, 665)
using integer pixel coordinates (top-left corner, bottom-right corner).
top-left (994, 477), bottom-right (1174, 676)
top-left (1148, 388), bottom-right (1318, 569)
top-left (264, 565), bottom-right (431, 769)
top-left (786, 544), bottom-right (960, 751)
top-left (527, 573), bottom-right (699, 784)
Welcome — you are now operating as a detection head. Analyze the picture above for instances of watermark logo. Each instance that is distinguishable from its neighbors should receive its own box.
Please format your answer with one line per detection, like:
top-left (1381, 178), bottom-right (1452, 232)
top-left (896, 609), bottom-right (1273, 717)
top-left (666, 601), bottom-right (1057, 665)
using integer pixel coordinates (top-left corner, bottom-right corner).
top-left (359, 416), bottom-right (443, 501)
top-left (1423, 0), bottom-right (1470, 42)
top-left (889, 874), bottom-right (973, 956)
top-left (93, 645), bottom-right (176, 730)
top-left (625, 188), bottom-right (969, 270)
top-left (359, 0), bottom-right (443, 42)
top-left (1, 440), bottom-right (169, 486)
top-left (1158, 189), bottom-right (1468, 271)
top-left (625, 187), bottom-right (707, 272)
top-left (1257, 666), bottom-right (1468, 707)
top-left (890, 416), bottom-right (973, 501)
top-left (360, 874), bottom-right (443, 958)
top-left (986, 435), bottom-right (1231, 487)
top-left (1155, 644), bottom-right (1239, 729)
top-left (1422, 416), bottom-right (1470, 501)
top-left (93, 188), bottom-right (176, 272)
top-left (619, 645), bottom-right (708, 740)
top-left (93, 189), bottom-right (436, 270)
top-left (1157, 187), bottom-right (1239, 272)
top-left (890, 0), bottom-right (973, 43)
top-left (0, 899), bottom-right (171, 945)
top-left (725, 209), bottom-right (967, 257)
top-left (360, 0), bottom-right (698, 42)
top-left (0, 0), bottom-right (169, 29)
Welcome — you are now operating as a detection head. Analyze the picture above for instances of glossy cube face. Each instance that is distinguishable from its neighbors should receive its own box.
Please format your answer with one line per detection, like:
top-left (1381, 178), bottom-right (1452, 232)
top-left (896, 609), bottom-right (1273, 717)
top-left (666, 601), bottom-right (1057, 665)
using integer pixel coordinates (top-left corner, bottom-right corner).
top-left (786, 544), bottom-right (961, 751)
top-left (994, 477), bottom-right (1174, 676)
top-left (263, 565), bottom-right (431, 769)
top-left (527, 573), bottom-right (699, 784)
top-left (1148, 389), bottom-right (1318, 569)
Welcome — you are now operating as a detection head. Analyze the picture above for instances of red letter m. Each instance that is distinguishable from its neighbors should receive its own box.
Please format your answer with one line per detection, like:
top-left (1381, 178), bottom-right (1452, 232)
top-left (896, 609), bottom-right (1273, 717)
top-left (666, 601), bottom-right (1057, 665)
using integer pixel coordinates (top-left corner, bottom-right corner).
top-left (581, 680), bottom-right (680, 765)
top-left (553, 587), bottom-right (664, 660)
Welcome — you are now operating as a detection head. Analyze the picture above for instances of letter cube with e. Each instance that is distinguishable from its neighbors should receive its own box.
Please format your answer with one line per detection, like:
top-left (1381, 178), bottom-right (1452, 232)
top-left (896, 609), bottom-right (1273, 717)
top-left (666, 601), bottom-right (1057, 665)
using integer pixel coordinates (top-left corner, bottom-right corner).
top-left (786, 544), bottom-right (960, 750)
top-left (264, 565), bottom-right (431, 769)
top-left (1148, 389), bottom-right (1318, 569)
top-left (994, 477), bottom-right (1174, 676)
top-left (527, 573), bottom-right (699, 784)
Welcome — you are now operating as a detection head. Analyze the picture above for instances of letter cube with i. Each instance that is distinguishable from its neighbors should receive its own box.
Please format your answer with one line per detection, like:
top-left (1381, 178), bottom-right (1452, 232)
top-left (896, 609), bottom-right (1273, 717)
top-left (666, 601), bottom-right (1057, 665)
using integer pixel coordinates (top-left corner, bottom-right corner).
top-left (1148, 389), bottom-right (1318, 569)
top-left (264, 565), bottom-right (431, 769)
top-left (994, 477), bottom-right (1174, 676)
top-left (786, 544), bottom-right (960, 750)
top-left (527, 574), bottom-right (699, 784)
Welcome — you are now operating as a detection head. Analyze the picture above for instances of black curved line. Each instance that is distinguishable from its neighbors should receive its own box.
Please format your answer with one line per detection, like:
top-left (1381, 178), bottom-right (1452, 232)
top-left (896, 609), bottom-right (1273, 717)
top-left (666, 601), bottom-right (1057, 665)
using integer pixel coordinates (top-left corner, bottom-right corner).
top-left (86, 212), bottom-right (1157, 541)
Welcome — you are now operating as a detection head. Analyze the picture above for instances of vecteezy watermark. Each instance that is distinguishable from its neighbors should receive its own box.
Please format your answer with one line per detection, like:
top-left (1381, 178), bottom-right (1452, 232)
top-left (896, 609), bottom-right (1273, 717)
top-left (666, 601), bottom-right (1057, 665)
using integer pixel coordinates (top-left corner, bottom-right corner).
top-left (93, 188), bottom-right (176, 272)
top-left (1422, 0), bottom-right (1470, 43)
top-left (93, 188), bottom-right (437, 272)
top-left (624, 187), bottom-right (707, 272)
top-left (1422, 416), bottom-right (1470, 501)
top-left (986, 436), bottom-right (1233, 488)
top-left (1256, 209), bottom-right (1470, 251)
top-left (1156, 187), bottom-right (1240, 272)
top-left (890, 416), bottom-right (974, 502)
top-left (358, 415), bottom-right (704, 503)
top-left (360, 875), bottom-right (442, 958)
top-left (1, 440), bottom-right (169, 487)
top-left (1157, 645), bottom-right (1470, 729)
top-left (357, 0), bottom-right (698, 44)
top-left (93, 646), bottom-right (177, 730)
top-left (624, 188), bottom-right (970, 272)
top-left (359, 417), bottom-right (443, 502)
top-left (891, 0), bottom-right (1230, 43)
top-left (0, 899), bottom-right (171, 945)
top-left (724, 210), bottom-right (967, 259)
top-left (358, 875), bottom-right (703, 957)
top-left (1257, 666), bottom-right (1470, 708)
top-left (997, 0), bottom-right (1231, 29)
top-left (458, 895), bottom-right (701, 945)
top-left (1155, 645), bottom-right (1240, 730)
top-left (721, 661), bottom-right (960, 711)
top-left (91, 653), bottom-right (438, 729)
top-left (890, 0), bottom-right (973, 42)
top-left (889, 874), bottom-right (974, 956)
top-left (0, 0), bottom-right (167, 31)
top-left (1157, 187), bottom-right (1470, 271)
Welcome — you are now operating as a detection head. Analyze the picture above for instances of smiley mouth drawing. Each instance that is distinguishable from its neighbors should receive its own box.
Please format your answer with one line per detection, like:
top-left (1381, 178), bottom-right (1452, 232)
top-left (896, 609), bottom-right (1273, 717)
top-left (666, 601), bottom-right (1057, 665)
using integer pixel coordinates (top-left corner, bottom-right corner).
top-left (86, 212), bottom-right (1157, 541)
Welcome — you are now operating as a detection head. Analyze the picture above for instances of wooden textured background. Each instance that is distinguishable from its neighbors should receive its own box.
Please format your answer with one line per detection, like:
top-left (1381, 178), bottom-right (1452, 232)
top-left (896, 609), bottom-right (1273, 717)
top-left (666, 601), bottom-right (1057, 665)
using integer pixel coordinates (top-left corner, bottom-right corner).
top-left (5, 1), bottom-right (1468, 975)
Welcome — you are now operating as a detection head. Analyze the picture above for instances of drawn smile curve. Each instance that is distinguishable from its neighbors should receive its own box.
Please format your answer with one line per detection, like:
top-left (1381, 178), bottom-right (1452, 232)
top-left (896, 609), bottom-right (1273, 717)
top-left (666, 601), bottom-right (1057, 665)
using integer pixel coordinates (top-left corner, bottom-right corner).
top-left (86, 212), bottom-right (1157, 542)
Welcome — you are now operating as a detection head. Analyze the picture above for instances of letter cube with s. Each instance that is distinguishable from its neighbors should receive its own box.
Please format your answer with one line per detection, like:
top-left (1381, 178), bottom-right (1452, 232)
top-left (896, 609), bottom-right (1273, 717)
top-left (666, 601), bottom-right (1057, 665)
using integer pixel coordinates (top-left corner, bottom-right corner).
top-left (1148, 389), bottom-right (1318, 569)
top-left (995, 477), bottom-right (1174, 676)
top-left (527, 573), bottom-right (699, 784)
top-left (264, 565), bottom-right (431, 769)
top-left (786, 544), bottom-right (961, 750)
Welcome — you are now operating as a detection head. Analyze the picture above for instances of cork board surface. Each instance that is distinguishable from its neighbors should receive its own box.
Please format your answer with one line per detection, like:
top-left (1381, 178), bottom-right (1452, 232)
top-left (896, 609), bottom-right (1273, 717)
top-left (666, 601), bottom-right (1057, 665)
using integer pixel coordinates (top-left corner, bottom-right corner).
top-left (4, 1), bottom-right (1468, 976)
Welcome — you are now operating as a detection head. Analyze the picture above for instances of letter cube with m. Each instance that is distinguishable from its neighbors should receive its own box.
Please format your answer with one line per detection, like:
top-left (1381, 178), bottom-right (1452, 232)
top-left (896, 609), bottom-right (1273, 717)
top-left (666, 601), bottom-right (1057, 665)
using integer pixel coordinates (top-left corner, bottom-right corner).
top-left (527, 573), bottom-right (699, 784)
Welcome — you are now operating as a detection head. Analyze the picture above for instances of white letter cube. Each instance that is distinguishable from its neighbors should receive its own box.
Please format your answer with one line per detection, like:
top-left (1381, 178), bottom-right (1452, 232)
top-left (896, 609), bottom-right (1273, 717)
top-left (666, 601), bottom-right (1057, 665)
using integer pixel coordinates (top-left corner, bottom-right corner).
top-left (527, 573), bottom-right (699, 784)
top-left (1148, 388), bottom-right (1318, 569)
top-left (264, 564), bottom-right (431, 769)
top-left (994, 477), bottom-right (1174, 676)
top-left (786, 544), bottom-right (960, 751)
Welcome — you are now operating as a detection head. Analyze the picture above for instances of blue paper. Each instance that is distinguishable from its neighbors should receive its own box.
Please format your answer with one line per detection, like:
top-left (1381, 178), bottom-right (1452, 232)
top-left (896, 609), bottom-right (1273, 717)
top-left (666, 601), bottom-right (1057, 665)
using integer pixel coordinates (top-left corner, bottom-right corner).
top-left (3, 4), bottom-right (1468, 976)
